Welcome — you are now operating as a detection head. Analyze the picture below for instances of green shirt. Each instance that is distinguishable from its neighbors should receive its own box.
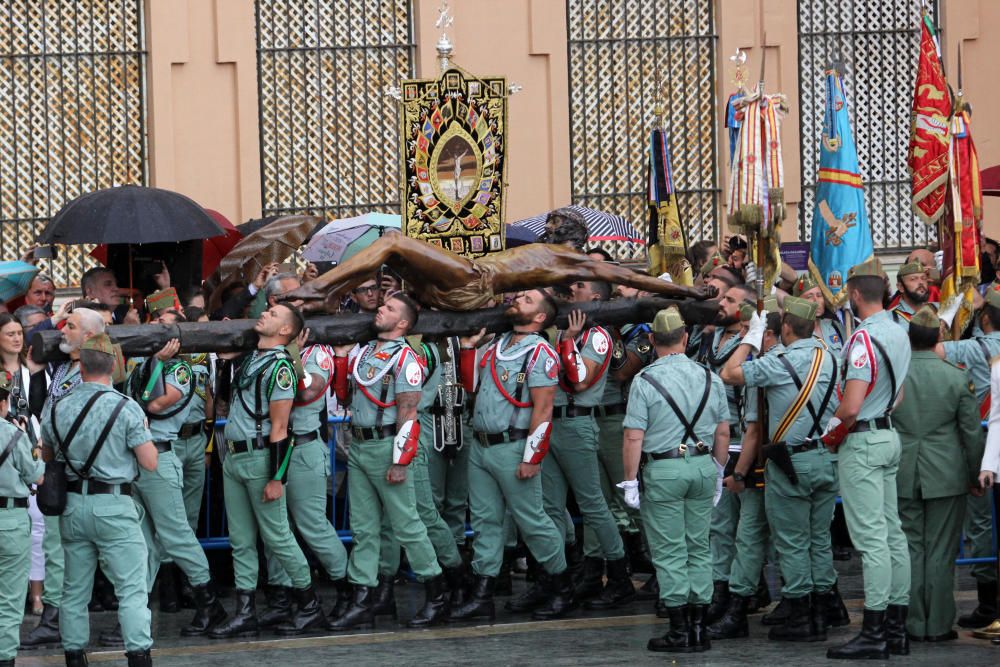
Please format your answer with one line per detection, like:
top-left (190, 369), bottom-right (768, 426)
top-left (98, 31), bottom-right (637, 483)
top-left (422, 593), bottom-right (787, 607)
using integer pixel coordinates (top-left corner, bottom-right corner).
top-left (184, 354), bottom-right (213, 423)
top-left (889, 299), bottom-right (917, 331)
top-left (291, 344), bottom-right (333, 436)
top-left (130, 358), bottom-right (194, 441)
top-left (843, 310), bottom-right (912, 422)
top-left (941, 331), bottom-right (1000, 402)
top-left (224, 346), bottom-right (297, 442)
top-left (816, 317), bottom-right (846, 355)
top-left (472, 332), bottom-right (559, 433)
top-left (0, 420), bottom-right (43, 498)
top-left (41, 382), bottom-right (152, 484)
top-left (702, 328), bottom-right (742, 444)
top-left (349, 338), bottom-right (423, 429)
top-left (601, 323), bottom-right (653, 406)
top-left (624, 353), bottom-right (729, 454)
top-left (554, 326), bottom-right (612, 408)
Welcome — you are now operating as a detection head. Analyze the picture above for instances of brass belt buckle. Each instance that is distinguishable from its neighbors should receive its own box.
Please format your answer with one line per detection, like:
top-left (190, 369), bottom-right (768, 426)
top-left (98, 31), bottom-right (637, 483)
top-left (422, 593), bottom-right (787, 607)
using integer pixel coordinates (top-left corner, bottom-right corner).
top-left (477, 432), bottom-right (489, 447)
top-left (226, 441), bottom-right (235, 455)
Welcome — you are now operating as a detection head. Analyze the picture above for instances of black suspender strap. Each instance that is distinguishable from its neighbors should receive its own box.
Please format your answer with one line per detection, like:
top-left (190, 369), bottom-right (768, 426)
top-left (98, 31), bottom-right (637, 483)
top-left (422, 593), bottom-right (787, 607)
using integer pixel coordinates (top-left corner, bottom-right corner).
top-left (51, 391), bottom-right (126, 480)
top-left (78, 398), bottom-right (129, 478)
top-left (868, 338), bottom-right (898, 417)
top-left (0, 430), bottom-right (21, 469)
top-left (639, 367), bottom-right (712, 445)
top-left (777, 351), bottom-right (837, 438)
top-left (976, 337), bottom-right (992, 367)
top-left (374, 379), bottom-right (391, 431)
top-left (51, 392), bottom-right (106, 456)
top-left (507, 352), bottom-right (533, 431)
top-left (815, 353), bottom-right (838, 435)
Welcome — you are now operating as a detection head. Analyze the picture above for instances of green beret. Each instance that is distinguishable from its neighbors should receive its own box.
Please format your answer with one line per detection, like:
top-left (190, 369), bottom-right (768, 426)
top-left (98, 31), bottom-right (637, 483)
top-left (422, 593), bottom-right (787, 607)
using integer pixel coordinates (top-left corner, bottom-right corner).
top-left (146, 287), bottom-right (179, 315)
top-left (910, 305), bottom-right (939, 330)
top-left (783, 295), bottom-right (818, 322)
top-left (0, 371), bottom-right (12, 394)
top-left (792, 273), bottom-right (819, 297)
top-left (652, 306), bottom-right (685, 334)
top-left (81, 333), bottom-right (115, 357)
top-left (700, 251), bottom-right (726, 277)
top-left (847, 257), bottom-right (886, 280)
top-left (985, 283), bottom-right (1000, 310)
top-left (111, 343), bottom-right (127, 385)
top-left (897, 261), bottom-right (925, 279)
top-left (762, 294), bottom-right (779, 313)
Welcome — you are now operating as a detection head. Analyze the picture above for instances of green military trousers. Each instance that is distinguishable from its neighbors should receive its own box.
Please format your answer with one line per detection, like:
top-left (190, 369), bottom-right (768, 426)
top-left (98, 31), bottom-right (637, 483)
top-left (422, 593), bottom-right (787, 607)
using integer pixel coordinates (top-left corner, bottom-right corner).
top-left (41, 514), bottom-right (63, 607)
top-left (838, 429), bottom-right (910, 610)
top-left (641, 453), bottom-right (716, 606)
top-left (426, 417), bottom-right (471, 545)
top-left (0, 507), bottom-right (30, 660)
top-left (543, 415), bottom-right (625, 560)
top-left (964, 489), bottom-right (997, 585)
top-left (726, 487), bottom-right (768, 597)
top-left (59, 488), bottom-right (151, 652)
top-left (583, 412), bottom-right (640, 558)
top-left (898, 495), bottom-right (965, 638)
top-left (222, 448), bottom-right (311, 591)
top-left (710, 449), bottom-right (742, 581)
top-left (173, 430), bottom-right (208, 533)
top-left (265, 436), bottom-right (348, 586)
top-left (345, 436), bottom-right (443, 588)
top-left (764, 446), bottom-right (839, 597)
top-left (467, 437), bottom-right (567, 577)
top-left (134, 450), bottom-right (211, 591)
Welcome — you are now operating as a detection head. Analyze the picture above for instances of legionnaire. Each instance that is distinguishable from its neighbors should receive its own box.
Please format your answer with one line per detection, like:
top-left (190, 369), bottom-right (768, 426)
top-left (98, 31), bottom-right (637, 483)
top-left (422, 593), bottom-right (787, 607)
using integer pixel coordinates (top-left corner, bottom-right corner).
top-left (327, 293), bottom-right (449, 630)
top-left (258, 334), bottom-right (351, 630)
top-left (538, 280), bottom-right (632, 611)
top-left (821, 258), bottom-right (912, 660)
top-left (0, 371), bottom-right (44, 667)
top-left (893, 306), bottom-right (984, 641)
top-left (618, 306), bottom-right (730, 653)
top-left (890, 261), bottom-right (933, 330)
top-left (792, 273), bottom-right (847, 353)
top-left (39, 333), bottom-right (158, 667)
top-left (451, 289), bottom-right (573, 622)
top-left (208, 304), bottom-right (325, 639)
top-left (22, 308), bottom-right (106, 650)
top-left (940, 284), bottom-right (1000, 629)
top-left (720, 297), bottom-right (849, 642)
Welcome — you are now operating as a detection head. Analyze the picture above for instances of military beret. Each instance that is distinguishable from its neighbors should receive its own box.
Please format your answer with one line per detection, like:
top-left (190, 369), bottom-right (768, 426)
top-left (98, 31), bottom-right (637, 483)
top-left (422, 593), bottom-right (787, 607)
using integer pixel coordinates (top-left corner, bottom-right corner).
top-left (985, 283), bottom-right (1000, 310)
top-left (651, 306), bottom-right (685, 334)
top-left (0, 371), bottom-right (12, 394)
top-left (847, 257), bottom-right (886, 280)
top-left (762, 294), bottom-right (779, 313)
top-left (739, 303), bottom-right (756, 321)
top-left (783, 295), bottom-right (818, 322)
top-left (700, 251), bottom-right (726, 277)
top-left (897, 261), bottom-right (925, 278)
top-left (111, 343), bottom-right (127, 385)
top-left (81, 333), bottom-right (115, 357)
top-left (910, 305), bottom-right (939, 330)
top-left (146, 287), bottom-right (180, 315)
top-left (792, 273), bottom-right (820, 297)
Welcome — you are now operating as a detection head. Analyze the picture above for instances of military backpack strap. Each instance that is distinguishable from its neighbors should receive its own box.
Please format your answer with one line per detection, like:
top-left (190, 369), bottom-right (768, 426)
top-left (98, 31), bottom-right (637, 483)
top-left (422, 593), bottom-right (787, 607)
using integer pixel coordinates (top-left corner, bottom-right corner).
top-left (0, 429), bottom-right (21, 469)
top-left (78, 397), bottom-right (129, 479)
top-left (867, 337), bottom-right (898, 416)
top-left (639, 367), bottom-right (712, 445)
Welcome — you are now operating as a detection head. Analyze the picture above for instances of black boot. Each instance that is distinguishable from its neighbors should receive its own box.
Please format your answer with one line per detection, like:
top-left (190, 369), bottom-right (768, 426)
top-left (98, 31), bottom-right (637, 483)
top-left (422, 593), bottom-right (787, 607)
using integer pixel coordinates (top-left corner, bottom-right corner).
top-left (327, 586), bottom-right (375, 631)
top-left (408, 574), bottom-right (451, 628)
top-left (444, 566), bottom-right (468, 609)
top-left (885, 604), bottom-right (910, 656)
top-left (20, 603), bottom-right (61, 648)
top-left (574, 557), bottom-right (605, 601)
top-left (125, 649), bottom-right (152, 667)
top-left (957, 580), bottom-right (998, 628)
top-left (178, 572), bottom-right (196, 610)
top-left (495, 548), bottom-right (514, 596)
top-left (257, 586), bottom-right (292, 629)
top-left (208, 590), bottom-right (259, 639)
top-left (635, 573), bottom-right (659, 602)
top-left (624, 531), bottom-right (654, 574)
top-left (586, 557), bottom-right (635, 610)
top-left (0, 659), bottom-right (11, 667)
top-left (276, 585), bottom-right (326, 636)
top-left (371, 574), bottom-right (397, 618)
top-left (818, 583), bottom-right (851, 628)
top-left (505, 571), bottom-right (550, 613)
top-left (532, 570), bottom-right (576, 620)
top-left (707, 593), bottom-right (749, 639)
top-left (158, 563), bottom-right (180, 613)
top-left (648, 605), bottom-right (695, 653)
top-left (64, 650), bottom-right (88, 667)
top-left (826, 608), bottom-right (889, 660)
top-left (564, 543), bottom-right (584, 584)
top-left (690, 603), bottom-right (711, 652)
top-left (761, 596), bottom-right (790, 626)
top-left (329, 578), bottom-right (353, 621)
top-left (656, 599), bottom-right (669, 618)
top-left (181, 583), bottom-right (228, 636)
top-left (450, 575), bottom-right (495, 622)
top-left (747, 571), bottom-right (771, 613)
top-left (98, 623), bottom-right (123, 648)
top-left (705, 580), bottom-right (730, 624)
top-left (768, 595), bottom-right (823, 642)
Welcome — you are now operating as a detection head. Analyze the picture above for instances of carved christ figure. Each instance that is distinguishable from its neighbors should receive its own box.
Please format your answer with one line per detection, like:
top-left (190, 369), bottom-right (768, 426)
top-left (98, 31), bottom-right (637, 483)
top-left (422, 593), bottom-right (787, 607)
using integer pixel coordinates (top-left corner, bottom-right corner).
top-left (452, 147), bottom-right (469, 200)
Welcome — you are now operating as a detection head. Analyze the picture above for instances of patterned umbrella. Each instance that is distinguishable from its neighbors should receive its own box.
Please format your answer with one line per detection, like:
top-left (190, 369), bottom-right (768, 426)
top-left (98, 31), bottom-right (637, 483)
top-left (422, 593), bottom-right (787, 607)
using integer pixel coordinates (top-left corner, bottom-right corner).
top-left (510, 205), bottom-right (644, 244)
top-left (0, 261), bottom-right (40, 304)
top-left (303, 213), bottom-right (401, 264)
top-left (218, 214), bottom-right (321, 283)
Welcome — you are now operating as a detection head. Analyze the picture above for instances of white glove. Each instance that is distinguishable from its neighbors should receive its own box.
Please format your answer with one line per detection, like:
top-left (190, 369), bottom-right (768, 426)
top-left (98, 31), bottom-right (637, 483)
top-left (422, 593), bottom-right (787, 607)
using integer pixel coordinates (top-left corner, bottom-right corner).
top-left (934, 249), bottom-right (944, 273)
top-left (712, 455), bottom-right (727, 507)
top-left (938, 297), bottom-right (962, 328)
top-left (744, 261), bottom-right (758, 283)
top-left (617, 480), bottom-right (640, 509)
top-left (742, 310), bottom-right (767, 353)
top-left (657, 272), bottom-right (672, 283)
top-left (821, 416), bottom-right (842, 438)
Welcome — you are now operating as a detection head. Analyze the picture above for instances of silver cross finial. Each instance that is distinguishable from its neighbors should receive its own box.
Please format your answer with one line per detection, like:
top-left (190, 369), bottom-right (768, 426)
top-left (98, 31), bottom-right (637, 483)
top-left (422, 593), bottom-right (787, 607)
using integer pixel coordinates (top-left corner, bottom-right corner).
top-left (436, 1), bottom-right (454, 31)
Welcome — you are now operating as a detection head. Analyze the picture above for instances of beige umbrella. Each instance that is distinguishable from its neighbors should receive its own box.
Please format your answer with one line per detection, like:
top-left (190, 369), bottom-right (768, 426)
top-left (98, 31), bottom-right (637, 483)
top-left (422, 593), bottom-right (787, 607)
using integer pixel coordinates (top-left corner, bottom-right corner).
top-left (218, 214), bottom-right (322, 283)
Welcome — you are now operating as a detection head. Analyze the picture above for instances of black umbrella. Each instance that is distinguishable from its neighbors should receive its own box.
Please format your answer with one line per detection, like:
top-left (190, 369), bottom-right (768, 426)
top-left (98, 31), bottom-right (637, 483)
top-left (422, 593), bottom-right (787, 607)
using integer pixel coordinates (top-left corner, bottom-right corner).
top-left (37, 185), bottom-right (225, 245)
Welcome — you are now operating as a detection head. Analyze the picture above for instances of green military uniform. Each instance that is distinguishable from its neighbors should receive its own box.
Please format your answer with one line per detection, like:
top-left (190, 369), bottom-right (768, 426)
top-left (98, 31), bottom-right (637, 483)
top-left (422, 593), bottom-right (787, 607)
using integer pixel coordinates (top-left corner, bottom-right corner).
top-left (0, 393), bottom-right (44, 662)
top-left (172, 354), bottom-right (212, 533)
top-left (817, 318), bottom-right (846, 354)
top-left (41, 366), bottom-right (154, 654)
top-left (222, 346), bottom-right (312, 592)
top-left (467, 332), bottom-right (567, 577)
top-left (626, 316), bottom-right (728, 608)
top-left (895, 311), bottom-right (985, 638)
top-left (265, 344), bottom-right (348, 589)
top-left (343, 338), bottom-right (442, 588)
top-left (545, 327), bottom-right (624, 560)
top-left (840, 308), bottom-right (911, 611)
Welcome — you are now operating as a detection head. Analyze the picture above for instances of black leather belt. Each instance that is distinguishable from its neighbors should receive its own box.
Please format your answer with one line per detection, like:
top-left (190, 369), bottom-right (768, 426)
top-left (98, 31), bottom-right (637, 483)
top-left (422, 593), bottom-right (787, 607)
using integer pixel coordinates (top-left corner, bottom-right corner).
top-left (295, 429), bottom-right (322, 444)
top-left (226, 439), bottom-right (268, 455)
top-left (474, 429), bottom-right (530, 446)
top-left (642, 444), bottom-right (711, 462)
top-left (178, 422), bottom-right (204, 438)
top-left (153, 441), bottom-right (172, 453)
top-left (788, 440), bottom-right (822, 454)
top-left (67, 480), bottom-right (132, 496)
top-left (852, 417), bottom-right (893, 433)
top-left (554, 405), bottom-right (595, 419)
top-left (0, 497), bottom-right (28, 509)
top-left (596, 403), bottom-right (627, 418)
top-left (730, 425), bottom-right (741, 438)
top-left (352, 425), bottom-right (395, 441)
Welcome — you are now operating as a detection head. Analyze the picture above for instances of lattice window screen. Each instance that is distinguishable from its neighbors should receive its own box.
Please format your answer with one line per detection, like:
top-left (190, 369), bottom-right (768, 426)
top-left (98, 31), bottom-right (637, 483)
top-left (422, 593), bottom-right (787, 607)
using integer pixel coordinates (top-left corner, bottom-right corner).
top-left (798, 0), bottom-right (937, 251)
top-left (0, 0), bottom-right (146, 287)
top-left (566, 0), bottom-right (719, 261)
top-left (256, 0), bottom-right (414, 222)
